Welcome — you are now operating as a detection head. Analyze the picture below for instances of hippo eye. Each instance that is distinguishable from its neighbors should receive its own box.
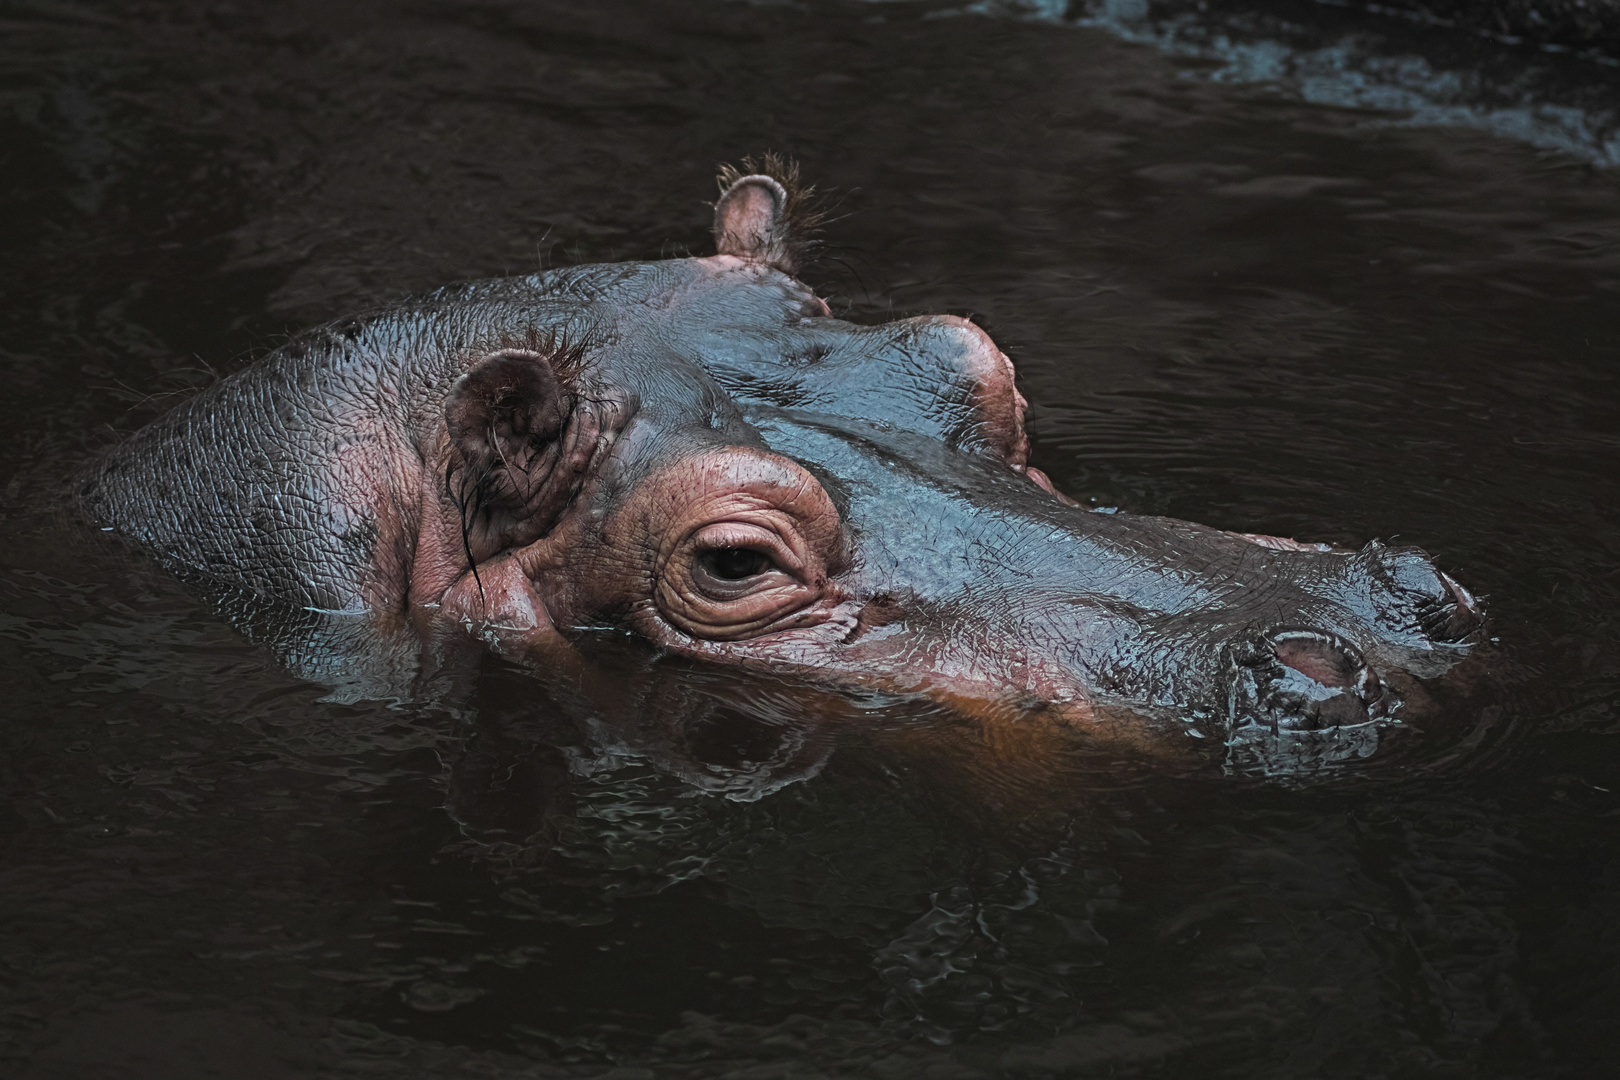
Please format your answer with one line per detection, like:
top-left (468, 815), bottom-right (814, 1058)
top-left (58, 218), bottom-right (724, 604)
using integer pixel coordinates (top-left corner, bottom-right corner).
top-left (647, 453), bottom-right (844, 643)
top-left (700, 547), bottom-right (773, 581)
top-left (690, 544), bottom-right (781, 602)
top-left (661, 517), bottom-right (828, 638)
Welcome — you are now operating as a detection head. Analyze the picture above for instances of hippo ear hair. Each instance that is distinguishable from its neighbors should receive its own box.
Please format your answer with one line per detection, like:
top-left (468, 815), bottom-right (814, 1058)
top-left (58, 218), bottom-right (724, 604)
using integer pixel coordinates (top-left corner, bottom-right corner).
top-left (443, 349), bottom-right (578, 547)
top-left (713, 153), bottom-right (827, 274)
top-left (445, 350), bottom-right (570, 484)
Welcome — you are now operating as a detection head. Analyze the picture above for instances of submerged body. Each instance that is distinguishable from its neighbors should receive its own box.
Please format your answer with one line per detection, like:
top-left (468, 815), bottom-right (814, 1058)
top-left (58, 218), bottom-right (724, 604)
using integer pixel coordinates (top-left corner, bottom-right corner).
top-left (82, 165), bottom-right (1483, 746)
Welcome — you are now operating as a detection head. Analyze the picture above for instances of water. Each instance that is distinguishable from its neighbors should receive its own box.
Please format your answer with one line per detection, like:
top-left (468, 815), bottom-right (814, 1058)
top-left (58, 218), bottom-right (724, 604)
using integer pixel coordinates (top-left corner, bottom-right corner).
top-left (4, 0), bottom-right (1619, 1076)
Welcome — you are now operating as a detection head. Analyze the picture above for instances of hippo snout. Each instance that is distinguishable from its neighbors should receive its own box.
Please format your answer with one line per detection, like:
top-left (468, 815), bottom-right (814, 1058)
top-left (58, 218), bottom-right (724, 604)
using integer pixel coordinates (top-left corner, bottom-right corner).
top-left (1234, 628), bottom-right (1398, 733)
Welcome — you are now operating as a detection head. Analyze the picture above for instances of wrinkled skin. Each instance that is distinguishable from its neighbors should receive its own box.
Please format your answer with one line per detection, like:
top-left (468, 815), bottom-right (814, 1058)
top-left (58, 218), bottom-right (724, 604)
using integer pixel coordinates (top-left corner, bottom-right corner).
top-left (81, 170), bottom-right (1483, 753)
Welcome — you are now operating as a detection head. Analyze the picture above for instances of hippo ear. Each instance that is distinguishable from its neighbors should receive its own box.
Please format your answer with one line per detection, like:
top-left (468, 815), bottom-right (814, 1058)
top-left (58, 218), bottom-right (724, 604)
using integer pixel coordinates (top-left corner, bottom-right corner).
top-left (714, 173), bottom-right (791, 265)
top-left (716, 173), bottom-right (810, 272)
top-left (446, 350), bottom-right (569, 479)
top-left (444, 349), bottom-right (575, 536)
top-left (713, 156), bottom-right (827, 274)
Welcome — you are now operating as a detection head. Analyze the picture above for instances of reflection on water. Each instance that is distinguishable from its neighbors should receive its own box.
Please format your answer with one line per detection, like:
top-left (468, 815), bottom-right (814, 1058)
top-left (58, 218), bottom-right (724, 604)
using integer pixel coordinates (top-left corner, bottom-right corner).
top-left (4, 0), bottom-right (1620, 1076)
top-left (950, 0), bottom-right (1620, 163)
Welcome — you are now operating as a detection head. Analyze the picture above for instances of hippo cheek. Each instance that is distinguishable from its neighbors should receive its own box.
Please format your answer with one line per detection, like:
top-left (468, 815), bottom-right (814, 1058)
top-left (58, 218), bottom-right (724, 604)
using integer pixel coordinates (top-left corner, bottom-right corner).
top-left (729, 600), bottom-right (1107, 724)
top-left (839, 625), bottom-right (1090, 708)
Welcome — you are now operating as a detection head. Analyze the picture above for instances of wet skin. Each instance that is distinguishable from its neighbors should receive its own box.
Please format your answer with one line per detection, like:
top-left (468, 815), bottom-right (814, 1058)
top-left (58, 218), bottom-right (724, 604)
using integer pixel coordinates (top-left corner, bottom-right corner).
top-left (80, 170), bottom-right (1484, 747)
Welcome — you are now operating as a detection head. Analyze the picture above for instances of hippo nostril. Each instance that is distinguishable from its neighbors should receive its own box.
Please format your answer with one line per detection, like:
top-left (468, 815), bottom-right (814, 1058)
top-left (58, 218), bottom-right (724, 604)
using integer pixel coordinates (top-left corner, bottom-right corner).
top-left (1237, 628), bottom-right (1394, 733)
top-left (1363, 545), bottom-right (1485, 645)
top-left (1416, 571), bottom-right (1484, 644)
top-left (1274, 632), bottom-right (1361, 690)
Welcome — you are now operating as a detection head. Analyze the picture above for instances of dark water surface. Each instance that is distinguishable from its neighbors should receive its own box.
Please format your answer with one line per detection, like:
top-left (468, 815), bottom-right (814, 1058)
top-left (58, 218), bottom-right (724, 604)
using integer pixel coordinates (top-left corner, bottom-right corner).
top-left (5, 1), bottom-right (1620, 1076)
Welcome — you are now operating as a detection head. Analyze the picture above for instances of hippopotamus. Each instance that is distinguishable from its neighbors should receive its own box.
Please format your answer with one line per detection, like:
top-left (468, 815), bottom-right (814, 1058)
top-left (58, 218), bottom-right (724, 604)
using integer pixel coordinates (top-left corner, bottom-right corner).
top-left (80, 161), bottom-right (1484, 753)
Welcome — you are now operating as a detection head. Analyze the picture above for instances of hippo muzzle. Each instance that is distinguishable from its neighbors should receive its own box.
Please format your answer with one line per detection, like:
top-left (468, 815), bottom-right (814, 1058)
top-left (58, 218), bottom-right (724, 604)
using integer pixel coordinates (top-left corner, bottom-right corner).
top-left (685, 407), bottom-right (1479, 735)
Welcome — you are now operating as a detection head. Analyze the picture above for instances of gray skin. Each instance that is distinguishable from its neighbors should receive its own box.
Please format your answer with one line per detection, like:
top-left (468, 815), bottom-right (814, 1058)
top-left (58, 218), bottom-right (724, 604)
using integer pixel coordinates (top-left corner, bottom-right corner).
top-left (81, 170), bottom-right (1483, 749)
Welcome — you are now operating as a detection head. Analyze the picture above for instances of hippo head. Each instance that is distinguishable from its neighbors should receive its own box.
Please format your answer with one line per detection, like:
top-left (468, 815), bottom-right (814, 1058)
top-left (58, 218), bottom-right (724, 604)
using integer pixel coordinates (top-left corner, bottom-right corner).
top-left (414, 165), bottom-right (1484, 748)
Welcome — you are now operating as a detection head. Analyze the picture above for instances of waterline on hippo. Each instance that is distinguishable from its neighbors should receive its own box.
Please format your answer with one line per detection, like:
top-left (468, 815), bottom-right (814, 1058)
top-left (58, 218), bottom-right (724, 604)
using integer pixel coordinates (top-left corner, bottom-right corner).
top-left (79, 160), bottom-right (1485, 774)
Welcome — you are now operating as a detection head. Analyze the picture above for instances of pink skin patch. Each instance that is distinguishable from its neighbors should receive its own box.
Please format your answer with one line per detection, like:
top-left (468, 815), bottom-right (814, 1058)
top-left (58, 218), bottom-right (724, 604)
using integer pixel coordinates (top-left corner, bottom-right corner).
top-left (439, 554), bottom-right (552, 634)
top-left (1025, 466), bottom-right (1081, 507)
top-left (1274, 635), bottom-right (1358, 688)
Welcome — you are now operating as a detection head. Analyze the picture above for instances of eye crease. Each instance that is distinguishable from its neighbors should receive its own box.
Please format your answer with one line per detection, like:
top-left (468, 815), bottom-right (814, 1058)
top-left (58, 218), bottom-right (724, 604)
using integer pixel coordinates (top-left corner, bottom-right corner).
top-left (700, 547), bottom-right (773, 581)
top-left (643, 451), bottom-right (845, 642)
